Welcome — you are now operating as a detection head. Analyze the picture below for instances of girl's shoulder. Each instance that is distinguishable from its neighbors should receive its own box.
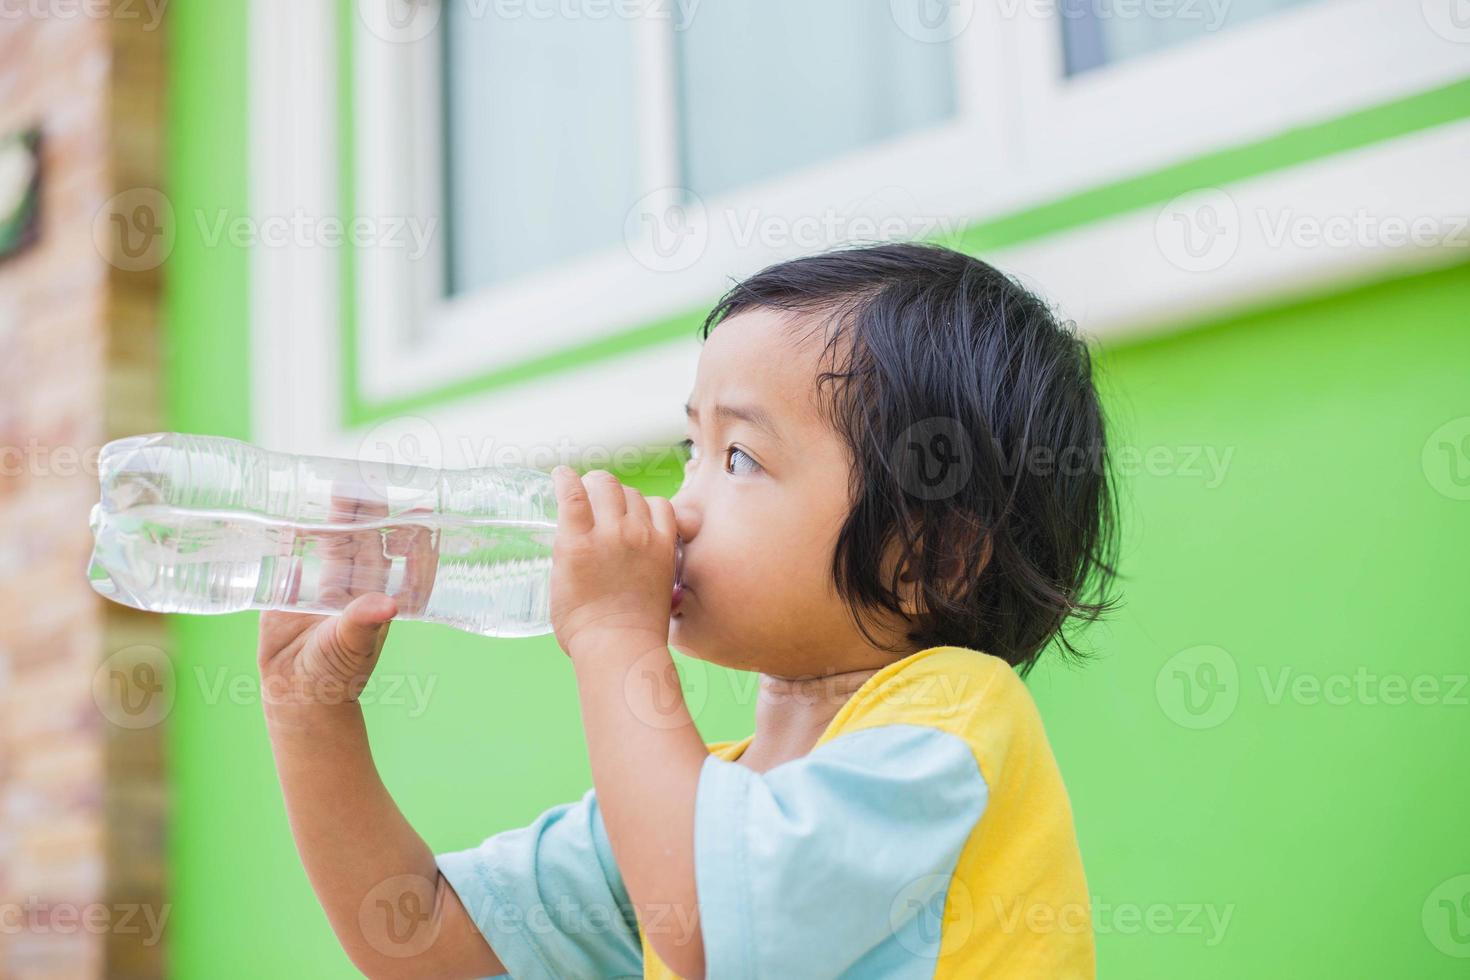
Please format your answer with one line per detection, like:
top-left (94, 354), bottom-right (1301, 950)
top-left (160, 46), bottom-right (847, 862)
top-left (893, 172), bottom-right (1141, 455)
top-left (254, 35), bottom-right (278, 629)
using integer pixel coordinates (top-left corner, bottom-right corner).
top-left (822, 645), bottom-right (1057, 768)
top-left (836, 644), bottom-right (1026, 722)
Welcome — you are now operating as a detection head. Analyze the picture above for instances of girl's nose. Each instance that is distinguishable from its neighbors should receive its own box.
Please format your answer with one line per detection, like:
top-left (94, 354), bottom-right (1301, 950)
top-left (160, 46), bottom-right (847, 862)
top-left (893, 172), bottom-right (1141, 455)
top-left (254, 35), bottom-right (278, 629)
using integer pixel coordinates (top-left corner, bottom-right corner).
top-left (670, 489), bottom-right (697, 544)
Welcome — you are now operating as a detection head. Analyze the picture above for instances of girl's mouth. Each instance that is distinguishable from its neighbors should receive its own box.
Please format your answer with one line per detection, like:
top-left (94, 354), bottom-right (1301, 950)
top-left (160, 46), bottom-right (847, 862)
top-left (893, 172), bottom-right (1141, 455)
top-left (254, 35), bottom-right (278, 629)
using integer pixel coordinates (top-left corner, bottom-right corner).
top-left (671, 537), bottom-right (687, 612)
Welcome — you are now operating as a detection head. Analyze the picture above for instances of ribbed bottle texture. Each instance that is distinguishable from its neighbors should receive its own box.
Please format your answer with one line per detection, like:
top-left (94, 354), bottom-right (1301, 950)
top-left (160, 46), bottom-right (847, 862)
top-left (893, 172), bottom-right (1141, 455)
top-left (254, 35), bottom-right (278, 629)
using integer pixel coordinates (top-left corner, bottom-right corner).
top-left (85, 432), bottom-right (583, 638)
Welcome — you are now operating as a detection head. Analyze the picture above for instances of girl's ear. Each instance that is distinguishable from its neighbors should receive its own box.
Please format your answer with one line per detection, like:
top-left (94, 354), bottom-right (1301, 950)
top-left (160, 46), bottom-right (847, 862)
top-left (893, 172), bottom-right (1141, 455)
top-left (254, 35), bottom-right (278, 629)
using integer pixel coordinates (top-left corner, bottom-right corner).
top-left (895, 553), bottom-right (917, 614)
top-left (895, 517), bottom-right (993, 617)
top-left (882, 530), bottom-right (925, 618)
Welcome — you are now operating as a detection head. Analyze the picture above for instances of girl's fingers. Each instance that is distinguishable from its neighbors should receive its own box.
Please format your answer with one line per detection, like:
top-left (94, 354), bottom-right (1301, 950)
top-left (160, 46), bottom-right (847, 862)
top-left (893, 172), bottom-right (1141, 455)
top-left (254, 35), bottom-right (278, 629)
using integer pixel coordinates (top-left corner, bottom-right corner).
top-left (390, 507), bottom-right (439, 615)
top-left (553, 465), bottom-right (596, 534)
top-left (319, 481), bottom-right (391, 602)
top-left (582, 469), bottom-right (627, 519)
top-left (624, 486), bottom-right (651, 526)
top-left (320, 483), bottom-right (363, 606)
top-left (647, 495), bottom-right (677, 541)
top-left (348, 496), bottom-right (392, 597)
top-left (555, 468), bottom-right (675, 569)
top-left (284, 555), bottom-right (304, 605)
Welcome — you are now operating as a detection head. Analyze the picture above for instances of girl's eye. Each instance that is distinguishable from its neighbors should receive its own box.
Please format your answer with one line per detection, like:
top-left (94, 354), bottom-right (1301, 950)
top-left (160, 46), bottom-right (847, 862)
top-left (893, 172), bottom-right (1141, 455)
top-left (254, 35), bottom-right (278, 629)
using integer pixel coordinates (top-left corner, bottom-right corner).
top-left (676, 438), bottom-right (760, 476)
top-left (725, 446), bottom-right (760, 476)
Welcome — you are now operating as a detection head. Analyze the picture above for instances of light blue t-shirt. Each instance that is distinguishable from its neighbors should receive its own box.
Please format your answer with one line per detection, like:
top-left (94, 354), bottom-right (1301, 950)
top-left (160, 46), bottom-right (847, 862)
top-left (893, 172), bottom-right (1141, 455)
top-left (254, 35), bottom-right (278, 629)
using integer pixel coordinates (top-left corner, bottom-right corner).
top-left (434, 723), bottom-right (989, 979)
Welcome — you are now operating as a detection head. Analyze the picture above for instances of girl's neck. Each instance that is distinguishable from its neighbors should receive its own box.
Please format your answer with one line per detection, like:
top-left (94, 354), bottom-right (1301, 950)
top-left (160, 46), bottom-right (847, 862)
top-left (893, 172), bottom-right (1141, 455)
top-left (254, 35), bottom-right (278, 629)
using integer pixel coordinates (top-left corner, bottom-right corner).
top-left (739, 665), bottom-right (885, 773)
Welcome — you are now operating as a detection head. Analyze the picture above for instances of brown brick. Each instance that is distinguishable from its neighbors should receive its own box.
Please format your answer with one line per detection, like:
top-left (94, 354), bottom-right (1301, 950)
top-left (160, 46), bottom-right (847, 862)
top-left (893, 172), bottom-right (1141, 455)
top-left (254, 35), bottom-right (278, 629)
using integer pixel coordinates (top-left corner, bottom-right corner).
top-left (1, 4), bottom-right (168, 977)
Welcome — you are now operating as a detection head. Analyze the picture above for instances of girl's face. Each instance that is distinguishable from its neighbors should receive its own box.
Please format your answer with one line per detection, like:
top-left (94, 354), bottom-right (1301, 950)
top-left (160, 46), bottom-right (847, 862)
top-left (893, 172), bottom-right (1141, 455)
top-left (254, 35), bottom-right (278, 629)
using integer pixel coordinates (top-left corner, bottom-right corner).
top-left (669, 308), bottom-right (909, 677)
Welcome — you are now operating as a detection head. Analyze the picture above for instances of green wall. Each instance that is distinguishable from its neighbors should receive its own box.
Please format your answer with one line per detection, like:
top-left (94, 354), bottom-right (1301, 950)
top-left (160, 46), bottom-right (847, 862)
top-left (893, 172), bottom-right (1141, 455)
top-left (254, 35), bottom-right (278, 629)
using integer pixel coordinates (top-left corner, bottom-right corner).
top-left (1032, 261), bottom-right (1470, 976)
top-left (165, 4), bottom-right (1470, 974)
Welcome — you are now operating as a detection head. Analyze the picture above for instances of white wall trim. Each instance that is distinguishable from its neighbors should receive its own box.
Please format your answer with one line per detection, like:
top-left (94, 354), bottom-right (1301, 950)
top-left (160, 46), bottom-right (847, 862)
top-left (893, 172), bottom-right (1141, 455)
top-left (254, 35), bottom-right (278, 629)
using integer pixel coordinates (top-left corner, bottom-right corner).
top-left (995, 118), bottom-right (1470, 343)
top-left (248, 0), bottom-right (343, 454)
top-left (1006, 0), bottom-right (1470, 204)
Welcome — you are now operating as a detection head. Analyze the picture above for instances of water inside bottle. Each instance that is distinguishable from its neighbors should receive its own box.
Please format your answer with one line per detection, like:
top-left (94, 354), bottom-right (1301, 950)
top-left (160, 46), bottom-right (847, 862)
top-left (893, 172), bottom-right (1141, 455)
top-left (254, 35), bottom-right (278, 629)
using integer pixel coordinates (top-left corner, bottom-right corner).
top-left (88, 503), bottom-right (558, 638)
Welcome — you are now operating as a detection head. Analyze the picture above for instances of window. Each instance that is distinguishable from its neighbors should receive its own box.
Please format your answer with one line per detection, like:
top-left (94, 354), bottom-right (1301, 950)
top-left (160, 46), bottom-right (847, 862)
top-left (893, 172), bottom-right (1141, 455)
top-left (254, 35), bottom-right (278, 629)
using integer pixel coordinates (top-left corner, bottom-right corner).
top-left (312, 0), bottom-right (1466, 424)
top-left (437, 1), bottom-right (959, 294)
top-left (442, 9), bottom-right (642, 293)
top-left (672, 0), bottom-right (956, 198)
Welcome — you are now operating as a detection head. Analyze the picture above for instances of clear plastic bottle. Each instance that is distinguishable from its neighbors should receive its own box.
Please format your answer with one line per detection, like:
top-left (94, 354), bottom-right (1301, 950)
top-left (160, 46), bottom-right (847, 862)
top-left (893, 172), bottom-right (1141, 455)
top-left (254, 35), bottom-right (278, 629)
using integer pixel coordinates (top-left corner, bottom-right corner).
top-left (86, 432), bottom-right (684, 638)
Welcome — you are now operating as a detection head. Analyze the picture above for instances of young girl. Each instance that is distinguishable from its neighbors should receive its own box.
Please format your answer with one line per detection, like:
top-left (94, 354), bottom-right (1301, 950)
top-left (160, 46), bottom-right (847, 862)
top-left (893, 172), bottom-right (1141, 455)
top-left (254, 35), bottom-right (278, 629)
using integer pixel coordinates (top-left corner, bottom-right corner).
top-left (258, 242), bottom-right (1118, 979)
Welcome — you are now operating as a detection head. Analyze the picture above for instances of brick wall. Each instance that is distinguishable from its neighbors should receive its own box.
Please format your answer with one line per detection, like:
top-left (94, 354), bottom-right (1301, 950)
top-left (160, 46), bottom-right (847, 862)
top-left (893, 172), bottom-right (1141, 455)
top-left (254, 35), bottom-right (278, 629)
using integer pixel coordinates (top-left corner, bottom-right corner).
top-left (0, 6), bottom-right (168, 979)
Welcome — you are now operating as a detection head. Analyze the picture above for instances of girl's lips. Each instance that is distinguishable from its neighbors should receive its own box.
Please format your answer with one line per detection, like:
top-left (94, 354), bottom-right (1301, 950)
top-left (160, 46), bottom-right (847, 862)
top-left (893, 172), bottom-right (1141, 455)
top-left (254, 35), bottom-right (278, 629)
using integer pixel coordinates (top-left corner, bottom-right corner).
top-left (671, 583), bottom-right (686, 611)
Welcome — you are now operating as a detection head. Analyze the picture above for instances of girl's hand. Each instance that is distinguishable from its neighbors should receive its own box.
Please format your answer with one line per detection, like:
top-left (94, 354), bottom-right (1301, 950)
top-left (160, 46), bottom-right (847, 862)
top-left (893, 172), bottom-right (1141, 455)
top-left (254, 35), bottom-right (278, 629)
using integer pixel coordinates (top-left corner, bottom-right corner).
top-left (549, 466), bottom-right (678, 659)
top-left (258, 594), bottom-right (397, 709)
top-left (257, 488), bottom-right (438, 709)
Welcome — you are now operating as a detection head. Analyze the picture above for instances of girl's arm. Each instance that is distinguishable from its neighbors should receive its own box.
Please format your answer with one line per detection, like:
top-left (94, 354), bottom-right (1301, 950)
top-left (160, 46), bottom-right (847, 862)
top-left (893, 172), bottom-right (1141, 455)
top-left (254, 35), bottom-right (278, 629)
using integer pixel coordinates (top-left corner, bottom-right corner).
top-left (567, 634), bottom-right (710, 980)
top-left (548, 465), bottom-right (709, 978)
top-left (264, 699), bottom-right (506, 980)
top-left (257, 585), bottom-right (506, 980)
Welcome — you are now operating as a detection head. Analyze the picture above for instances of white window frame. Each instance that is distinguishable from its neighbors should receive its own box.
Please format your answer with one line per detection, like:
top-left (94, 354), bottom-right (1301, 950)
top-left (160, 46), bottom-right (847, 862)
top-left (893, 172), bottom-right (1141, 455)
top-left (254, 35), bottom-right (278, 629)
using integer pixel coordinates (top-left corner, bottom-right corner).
top-left (355, 0), bottom-right (1470, 406)
top-left (1003, 0), bottom-right (1470, 201)
top-left (249, 0), bottom-right (1470, 460)
top-left (351, 1), bottom-right (1008, 407)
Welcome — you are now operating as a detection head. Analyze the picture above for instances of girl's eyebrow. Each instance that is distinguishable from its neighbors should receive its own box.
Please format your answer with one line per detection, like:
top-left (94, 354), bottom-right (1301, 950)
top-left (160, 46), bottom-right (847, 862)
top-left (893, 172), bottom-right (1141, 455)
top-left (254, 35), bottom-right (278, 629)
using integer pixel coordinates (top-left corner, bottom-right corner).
top-left (684, 400), bottom-right (785, 446)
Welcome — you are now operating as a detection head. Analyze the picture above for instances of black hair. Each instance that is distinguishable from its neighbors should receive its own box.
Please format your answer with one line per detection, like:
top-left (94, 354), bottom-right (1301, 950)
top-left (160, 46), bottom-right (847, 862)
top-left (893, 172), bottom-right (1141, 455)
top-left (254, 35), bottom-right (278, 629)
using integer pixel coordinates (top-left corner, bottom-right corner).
top-left (700, 242), bottom-right (1121, 676)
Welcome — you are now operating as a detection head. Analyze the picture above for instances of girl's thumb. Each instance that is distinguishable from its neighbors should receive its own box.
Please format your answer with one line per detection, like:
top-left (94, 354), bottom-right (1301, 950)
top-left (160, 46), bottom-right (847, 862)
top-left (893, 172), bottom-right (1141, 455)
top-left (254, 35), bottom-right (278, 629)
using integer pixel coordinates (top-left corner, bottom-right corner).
top-left (332, 593), bottom-right (398, 655)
